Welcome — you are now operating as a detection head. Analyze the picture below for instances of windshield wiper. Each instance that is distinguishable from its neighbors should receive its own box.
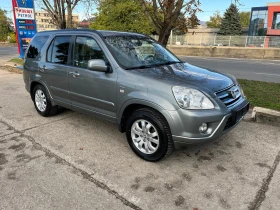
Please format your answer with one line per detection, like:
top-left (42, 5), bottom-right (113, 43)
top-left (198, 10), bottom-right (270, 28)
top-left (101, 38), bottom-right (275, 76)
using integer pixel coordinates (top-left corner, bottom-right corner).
top-left (125, 61), bottom-right (183, 70)
top-left (161, 61), bottom-right (183, 65)
top-left (126, 65), bottom-right (156, 70)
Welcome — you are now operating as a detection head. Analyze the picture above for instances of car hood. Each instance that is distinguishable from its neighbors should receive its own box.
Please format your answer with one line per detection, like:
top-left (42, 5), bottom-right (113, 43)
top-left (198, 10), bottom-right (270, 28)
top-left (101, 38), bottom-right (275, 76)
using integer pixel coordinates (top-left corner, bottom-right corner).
top-left (128, 62), bottom-right (235, 94)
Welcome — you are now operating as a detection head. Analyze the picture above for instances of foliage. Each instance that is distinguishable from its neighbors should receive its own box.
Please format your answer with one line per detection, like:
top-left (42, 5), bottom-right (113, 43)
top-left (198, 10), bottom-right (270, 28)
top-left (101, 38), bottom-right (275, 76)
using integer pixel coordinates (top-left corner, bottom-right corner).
top-left (238, 79), bottom-right (280, 111)
top-left (219, 4), bottom-right (242, 35)
top-left (206, 11), bottom-right (222, 28)
top-left (137, 0), bottom-right (201, 47)
top-left (0, 8), bottom-right (13, 41)
top-left (91, 0), bottom-right (154, 34)
top-left (240, 11), bottom-right (250, 27)
top-left (187, 13), bottom-right (200, 29)
top-left (8, 33), bottom-right (17, 43)
top-left (172, 13), bottom-right (189, 35)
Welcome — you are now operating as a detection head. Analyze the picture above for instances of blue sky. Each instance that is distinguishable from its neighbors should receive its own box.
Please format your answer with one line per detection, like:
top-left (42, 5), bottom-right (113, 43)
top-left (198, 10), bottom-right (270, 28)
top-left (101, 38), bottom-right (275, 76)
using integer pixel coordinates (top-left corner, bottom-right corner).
top-left (1, 0), bottom-right (280, 21)
top-left (197, 0), bottom-right (280, 21)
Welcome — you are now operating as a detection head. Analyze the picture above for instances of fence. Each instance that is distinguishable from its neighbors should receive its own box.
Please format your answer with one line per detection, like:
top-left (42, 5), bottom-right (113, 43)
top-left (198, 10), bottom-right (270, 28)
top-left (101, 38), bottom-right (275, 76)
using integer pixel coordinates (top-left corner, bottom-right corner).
top-left (150, 35), bottom-right (280, 48)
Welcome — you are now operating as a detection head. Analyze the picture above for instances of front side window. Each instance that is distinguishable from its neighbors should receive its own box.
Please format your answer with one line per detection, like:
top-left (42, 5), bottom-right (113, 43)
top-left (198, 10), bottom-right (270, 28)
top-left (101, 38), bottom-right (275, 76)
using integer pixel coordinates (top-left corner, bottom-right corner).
top-left (74, 36), bottom-right (106, 69)
top-left (26, 35), bottom-right (49, 59)
top-left (46, 36), bottom-right (71, 65)
top-left (103, 35), bottom-right (180, 69)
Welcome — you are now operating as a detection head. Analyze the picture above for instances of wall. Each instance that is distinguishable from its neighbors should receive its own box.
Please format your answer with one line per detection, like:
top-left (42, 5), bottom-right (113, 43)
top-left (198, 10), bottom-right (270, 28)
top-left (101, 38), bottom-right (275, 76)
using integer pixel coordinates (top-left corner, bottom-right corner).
top-left (267, 6), bottom-right (280, 36)
top-left (168, 46), bottom-right (280, 60)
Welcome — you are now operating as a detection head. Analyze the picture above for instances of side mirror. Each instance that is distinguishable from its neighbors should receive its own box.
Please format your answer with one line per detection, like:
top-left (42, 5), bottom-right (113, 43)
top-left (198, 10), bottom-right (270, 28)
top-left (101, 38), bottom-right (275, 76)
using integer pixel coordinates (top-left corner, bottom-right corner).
top-left (88, 59), bottom-right (112, 73)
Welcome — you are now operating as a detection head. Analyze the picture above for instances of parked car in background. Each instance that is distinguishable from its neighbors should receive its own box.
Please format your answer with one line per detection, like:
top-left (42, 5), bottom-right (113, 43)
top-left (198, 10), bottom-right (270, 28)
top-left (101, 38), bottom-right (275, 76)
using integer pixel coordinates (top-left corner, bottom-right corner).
top-left (23, 29), bottom-right (249, 161)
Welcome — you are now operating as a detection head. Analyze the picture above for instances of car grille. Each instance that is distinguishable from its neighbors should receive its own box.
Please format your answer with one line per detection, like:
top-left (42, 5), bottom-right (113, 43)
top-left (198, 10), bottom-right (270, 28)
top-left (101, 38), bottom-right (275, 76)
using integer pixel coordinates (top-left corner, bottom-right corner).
top-left (223, 101), bottom-right (250, 131)
top-left (216, 84), bottom-right (242, 108)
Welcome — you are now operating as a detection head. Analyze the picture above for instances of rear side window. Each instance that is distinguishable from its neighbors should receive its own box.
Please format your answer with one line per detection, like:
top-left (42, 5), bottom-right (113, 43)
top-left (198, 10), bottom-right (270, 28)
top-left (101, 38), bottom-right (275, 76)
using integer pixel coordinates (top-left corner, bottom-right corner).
top-left (46, 36), bottom-right (71, 65)
top-left (27, 35), bottom-right (49, 59)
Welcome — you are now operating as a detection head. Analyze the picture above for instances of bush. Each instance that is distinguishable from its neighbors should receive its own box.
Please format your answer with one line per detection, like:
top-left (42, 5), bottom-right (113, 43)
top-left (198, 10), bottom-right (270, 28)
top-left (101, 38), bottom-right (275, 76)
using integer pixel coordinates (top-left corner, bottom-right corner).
top-left (8, 32), bottom-right (17, 43)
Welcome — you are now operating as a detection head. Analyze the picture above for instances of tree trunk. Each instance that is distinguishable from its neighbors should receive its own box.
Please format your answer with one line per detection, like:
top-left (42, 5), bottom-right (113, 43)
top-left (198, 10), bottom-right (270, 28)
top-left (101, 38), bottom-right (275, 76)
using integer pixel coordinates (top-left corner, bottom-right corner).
top-left (67, 3), bottom-right (72, 28)
top-left (61, 0), bottom-right (66, 29)
top-left (158, 27), bottom-right (171, 47)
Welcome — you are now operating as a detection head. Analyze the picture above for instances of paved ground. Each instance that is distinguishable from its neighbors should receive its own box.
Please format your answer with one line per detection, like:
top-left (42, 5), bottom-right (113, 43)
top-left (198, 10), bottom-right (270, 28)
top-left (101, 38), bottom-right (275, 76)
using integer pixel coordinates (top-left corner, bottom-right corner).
top-left (179, 56), bottom-right (280, 83)
top-left (0, 46), bottom-right (18, 63)
top-left (0, 68), bottom-right (280, 209)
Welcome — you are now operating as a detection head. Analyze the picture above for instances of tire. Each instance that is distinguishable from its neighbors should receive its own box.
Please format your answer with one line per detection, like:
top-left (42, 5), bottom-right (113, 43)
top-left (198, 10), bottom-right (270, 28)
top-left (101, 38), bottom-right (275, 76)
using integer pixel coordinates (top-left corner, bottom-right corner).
top-left (126, 108), bottom-right (174, 161)
top-left (32, 84), bottom-right (58, 117)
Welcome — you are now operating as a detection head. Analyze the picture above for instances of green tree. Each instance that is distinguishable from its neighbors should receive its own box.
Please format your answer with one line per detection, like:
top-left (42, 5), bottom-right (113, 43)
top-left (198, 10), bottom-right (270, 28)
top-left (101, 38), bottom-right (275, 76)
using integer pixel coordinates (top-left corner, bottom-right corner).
top-left (0, 8), bottom-right (12, 41)
top-left (138, 0), bottom-right (201, 47)
top-left (187, 13), bottom-right (200, 29)
top-left (90, 0), bottom-right (154, 34)
top-left (206, 11), bottom-right (222, 28)
top-left (219, 4), bottom-right (242, 35)
top-left (172, 15), bottom-right (187, 35)
top-left (240, 11), bottom-right (250, 27)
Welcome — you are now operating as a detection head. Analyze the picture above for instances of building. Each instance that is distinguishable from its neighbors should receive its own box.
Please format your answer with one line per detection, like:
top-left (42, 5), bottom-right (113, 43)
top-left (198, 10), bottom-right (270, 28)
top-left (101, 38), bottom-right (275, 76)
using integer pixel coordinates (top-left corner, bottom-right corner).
top-left (248, 2), bottom-right (280, 47)
top-left (35, 11), bottom-right (79, 32)
top-left (77, 17), bottom-right (96, 29)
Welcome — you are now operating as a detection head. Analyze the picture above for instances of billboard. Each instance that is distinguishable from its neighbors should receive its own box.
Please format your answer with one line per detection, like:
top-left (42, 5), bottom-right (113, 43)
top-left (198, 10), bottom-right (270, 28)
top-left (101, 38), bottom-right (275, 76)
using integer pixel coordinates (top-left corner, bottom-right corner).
top-left (12, 0), bottom-right (37, 58)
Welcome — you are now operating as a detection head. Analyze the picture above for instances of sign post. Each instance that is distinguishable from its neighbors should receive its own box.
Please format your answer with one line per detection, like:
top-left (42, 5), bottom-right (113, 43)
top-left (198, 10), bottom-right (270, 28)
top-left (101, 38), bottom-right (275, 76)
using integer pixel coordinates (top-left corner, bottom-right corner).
top-left (12, 0), bottom-right (37, 58)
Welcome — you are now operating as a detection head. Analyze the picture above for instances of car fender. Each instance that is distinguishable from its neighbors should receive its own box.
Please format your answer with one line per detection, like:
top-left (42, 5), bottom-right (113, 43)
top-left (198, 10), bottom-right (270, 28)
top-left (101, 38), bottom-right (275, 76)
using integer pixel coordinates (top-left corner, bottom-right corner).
top-left (117, 98), bottom-right (176, 133)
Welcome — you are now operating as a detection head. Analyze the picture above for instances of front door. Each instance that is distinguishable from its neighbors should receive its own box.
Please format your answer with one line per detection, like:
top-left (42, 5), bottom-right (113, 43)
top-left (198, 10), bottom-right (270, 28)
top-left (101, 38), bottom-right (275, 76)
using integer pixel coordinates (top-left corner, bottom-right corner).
top-left (68, 35), bottom-right (117, 121)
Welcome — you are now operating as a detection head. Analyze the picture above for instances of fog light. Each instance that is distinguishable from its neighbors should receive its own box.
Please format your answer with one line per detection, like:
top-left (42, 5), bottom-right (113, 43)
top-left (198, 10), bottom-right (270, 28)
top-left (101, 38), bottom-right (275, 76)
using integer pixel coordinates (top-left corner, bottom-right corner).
top-left (199, 123), bottom-right (208, 133)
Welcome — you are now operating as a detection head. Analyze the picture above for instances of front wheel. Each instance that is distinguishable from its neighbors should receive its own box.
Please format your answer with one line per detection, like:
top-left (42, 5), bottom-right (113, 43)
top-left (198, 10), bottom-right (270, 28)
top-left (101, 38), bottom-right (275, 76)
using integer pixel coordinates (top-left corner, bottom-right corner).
top-left (126, 108), bottom-right (174, 161)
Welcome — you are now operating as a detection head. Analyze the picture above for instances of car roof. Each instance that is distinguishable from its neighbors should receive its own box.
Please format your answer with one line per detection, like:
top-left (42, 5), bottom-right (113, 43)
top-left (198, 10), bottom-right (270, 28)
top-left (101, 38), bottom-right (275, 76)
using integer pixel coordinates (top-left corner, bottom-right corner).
top-left (36, 29), bottom-right (147, 38)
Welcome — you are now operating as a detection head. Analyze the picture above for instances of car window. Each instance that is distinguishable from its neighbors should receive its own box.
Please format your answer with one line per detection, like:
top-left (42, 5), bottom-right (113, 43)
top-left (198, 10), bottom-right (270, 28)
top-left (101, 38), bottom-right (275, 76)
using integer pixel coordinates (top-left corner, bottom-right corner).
top-left (26, 35), bottom-right (49, 59)
top-left (46, 36), bottom-right (71, 65)
top-left (74, 36), bottom-right (106, 69)
top-left (104, 36), bottom-right (179, 69)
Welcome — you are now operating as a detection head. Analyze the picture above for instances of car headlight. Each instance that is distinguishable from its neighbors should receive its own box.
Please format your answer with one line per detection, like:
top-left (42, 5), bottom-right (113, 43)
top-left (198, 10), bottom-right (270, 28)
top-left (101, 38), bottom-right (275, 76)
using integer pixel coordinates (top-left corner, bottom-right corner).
top-left (172, 86), bottom-right (214, 109)
top-left (238, 85), bottom-right (246, 98)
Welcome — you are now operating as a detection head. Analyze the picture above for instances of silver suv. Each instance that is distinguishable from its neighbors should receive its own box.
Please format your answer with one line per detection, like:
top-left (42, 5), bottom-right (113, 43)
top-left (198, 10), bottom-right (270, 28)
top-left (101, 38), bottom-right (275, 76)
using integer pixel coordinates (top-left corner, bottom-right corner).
top-left (23, 30), bottom-right (249, 161)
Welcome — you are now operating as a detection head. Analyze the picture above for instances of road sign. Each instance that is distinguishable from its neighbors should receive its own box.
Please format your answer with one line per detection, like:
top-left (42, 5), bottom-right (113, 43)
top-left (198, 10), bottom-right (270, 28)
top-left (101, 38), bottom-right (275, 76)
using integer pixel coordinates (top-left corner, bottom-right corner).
top-left (12, 0), bottom-right (37, 58)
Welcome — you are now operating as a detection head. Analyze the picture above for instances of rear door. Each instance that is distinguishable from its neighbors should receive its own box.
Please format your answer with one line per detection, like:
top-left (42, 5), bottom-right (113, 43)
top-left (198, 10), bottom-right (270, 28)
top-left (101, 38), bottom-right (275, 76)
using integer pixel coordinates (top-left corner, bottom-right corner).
top-left (39, 35), bottom-right (72, 107)
top-left (68, 35), bottom-right (118, 121)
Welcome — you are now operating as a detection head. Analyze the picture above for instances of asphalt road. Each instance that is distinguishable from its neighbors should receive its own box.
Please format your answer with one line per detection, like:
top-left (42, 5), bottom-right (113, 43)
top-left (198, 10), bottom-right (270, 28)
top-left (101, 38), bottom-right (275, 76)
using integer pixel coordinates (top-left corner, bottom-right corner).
top-left (179, 56), bottom-right (280, 83)
top-left (1, 69), bottom-right (280, 210)
top-left (0, 46), bottom-right (18, 63)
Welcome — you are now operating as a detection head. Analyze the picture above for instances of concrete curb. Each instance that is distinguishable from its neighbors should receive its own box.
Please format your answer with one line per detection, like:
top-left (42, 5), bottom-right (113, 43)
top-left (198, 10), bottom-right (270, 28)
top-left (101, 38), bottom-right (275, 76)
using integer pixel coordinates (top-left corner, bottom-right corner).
top-left (252, 107), bottom-right (280, 126)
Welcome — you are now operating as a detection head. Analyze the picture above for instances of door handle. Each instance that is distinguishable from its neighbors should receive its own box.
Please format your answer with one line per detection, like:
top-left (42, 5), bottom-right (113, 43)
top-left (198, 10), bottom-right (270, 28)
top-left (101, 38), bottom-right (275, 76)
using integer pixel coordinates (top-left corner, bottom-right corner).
top-left (69, 72), bottom-right (80, 77)
top-left (39, 65), bottom-right (48, 72)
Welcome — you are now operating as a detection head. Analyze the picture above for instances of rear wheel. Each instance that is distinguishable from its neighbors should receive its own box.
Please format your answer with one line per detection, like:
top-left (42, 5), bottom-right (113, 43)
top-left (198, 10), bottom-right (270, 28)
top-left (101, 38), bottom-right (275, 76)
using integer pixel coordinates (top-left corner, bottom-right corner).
top-left (126, 108), bottom-right (174, 161)
top-left (32, 84), bottom-right (57, 117)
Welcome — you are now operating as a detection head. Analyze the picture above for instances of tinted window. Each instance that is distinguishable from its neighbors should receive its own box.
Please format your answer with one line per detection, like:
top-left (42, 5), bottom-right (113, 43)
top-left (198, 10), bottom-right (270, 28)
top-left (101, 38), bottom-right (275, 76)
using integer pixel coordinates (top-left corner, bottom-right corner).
top-left (27, 35), bottom-right (49, 59)
top-left (47, 36), bottom-right (71, 65)
top-left (74, 36), bottom-right (106, 69)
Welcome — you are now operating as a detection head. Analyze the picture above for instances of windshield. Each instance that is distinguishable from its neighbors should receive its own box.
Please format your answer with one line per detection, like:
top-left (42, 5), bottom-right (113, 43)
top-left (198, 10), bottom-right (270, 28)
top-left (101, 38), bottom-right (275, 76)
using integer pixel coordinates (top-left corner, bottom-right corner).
top-left (103, 35), bottom-right (180, 69)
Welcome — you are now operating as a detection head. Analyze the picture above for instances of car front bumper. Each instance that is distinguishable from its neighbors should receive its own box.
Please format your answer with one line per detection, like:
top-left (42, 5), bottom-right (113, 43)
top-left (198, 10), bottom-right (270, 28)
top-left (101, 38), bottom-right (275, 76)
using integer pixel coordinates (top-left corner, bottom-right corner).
top-left (168, 99), bottom-right (249, 148)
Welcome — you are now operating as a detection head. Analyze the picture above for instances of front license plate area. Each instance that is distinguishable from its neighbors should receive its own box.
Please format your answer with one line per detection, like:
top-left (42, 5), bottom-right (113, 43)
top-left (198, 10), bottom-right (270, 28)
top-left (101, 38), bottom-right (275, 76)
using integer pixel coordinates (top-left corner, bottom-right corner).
top-left (224, 100), bottom-right (250, 131)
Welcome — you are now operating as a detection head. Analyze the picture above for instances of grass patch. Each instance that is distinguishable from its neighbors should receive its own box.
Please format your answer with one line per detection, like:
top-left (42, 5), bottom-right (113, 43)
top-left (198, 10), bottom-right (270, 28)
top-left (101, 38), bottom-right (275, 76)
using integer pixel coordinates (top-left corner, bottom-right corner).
top-left (238, 79), bottom-right (280, 111)
top-left (8, 58), bottom-right (24, 66)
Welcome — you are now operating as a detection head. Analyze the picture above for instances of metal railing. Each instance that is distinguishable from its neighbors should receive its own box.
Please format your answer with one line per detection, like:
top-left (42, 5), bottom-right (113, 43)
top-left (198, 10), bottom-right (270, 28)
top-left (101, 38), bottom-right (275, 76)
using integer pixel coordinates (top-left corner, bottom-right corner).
top-left (150, 35), bottom-right (280, 48)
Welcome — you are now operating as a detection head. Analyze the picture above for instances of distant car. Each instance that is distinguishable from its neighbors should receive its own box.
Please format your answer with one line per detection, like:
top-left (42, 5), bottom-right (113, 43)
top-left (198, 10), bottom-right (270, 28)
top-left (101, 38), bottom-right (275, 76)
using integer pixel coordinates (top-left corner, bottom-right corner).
top-left (23, 29), bottom-right (249, 161)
